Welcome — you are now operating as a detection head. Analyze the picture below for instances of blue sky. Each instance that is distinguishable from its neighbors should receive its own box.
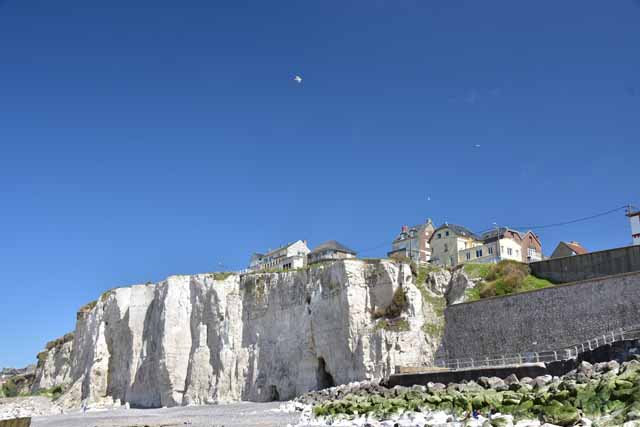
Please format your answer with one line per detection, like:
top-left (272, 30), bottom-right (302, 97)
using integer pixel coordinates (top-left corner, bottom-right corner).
top-left (1, 0), bottom-right (639, 367)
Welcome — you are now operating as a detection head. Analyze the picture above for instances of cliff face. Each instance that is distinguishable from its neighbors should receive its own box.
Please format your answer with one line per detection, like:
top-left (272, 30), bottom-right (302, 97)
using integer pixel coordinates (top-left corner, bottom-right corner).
top-left (32, 260), bottom-right (450, 408)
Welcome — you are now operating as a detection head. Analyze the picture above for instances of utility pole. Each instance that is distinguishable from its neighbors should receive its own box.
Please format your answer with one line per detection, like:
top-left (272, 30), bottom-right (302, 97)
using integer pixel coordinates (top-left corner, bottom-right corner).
top-left (493, 222), bottom-right (500, 262)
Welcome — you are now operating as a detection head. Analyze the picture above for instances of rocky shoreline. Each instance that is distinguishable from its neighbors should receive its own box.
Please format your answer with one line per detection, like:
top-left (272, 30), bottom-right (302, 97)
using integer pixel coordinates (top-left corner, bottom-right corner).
top-left (0, 396), bottom-right (63, 421)
top-left (290, 359), bottom-right (640, 427)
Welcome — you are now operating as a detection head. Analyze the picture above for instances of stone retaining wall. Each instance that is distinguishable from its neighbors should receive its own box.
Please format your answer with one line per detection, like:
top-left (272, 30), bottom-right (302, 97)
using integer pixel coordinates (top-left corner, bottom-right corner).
top-left (442, 271), bottom-right (640, 359)
top-left (530, 245), bottom-right (640, 283)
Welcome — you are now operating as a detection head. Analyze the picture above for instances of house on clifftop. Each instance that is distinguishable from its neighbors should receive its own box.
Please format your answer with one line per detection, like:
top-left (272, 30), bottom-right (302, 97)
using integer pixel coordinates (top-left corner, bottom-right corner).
top-left (429, 223), bottom-right (481, 267)
top-left (308, 240), bottom-right (357, 265)
top-left (387, 219), bottom-right (435, 265)
top-left (551, 241), bottom-right (588, 258)
top-left (248, 240), bottom-right (310, 271)
top-left (429, 223), bottom-right (544, 267)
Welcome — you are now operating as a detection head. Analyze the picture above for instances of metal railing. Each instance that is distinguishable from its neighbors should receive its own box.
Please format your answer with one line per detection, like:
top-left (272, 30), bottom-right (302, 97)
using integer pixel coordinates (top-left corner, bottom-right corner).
top-left (431, 325), bottom-right (640, 371)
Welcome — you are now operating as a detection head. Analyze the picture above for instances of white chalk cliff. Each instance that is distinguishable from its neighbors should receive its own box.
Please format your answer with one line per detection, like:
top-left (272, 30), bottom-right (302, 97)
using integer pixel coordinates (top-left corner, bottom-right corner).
top-left (32, 260), bottom-right (455, 408)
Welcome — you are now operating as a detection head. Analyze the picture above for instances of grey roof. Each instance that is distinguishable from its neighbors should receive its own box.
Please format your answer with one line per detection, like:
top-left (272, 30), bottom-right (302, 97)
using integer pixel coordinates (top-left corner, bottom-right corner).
top-left (310, 240), bottom-right (356, 255)
top-left (481, 227), bottom-right (522, 241)
top-left (432, 224), bottom-right (481, 240)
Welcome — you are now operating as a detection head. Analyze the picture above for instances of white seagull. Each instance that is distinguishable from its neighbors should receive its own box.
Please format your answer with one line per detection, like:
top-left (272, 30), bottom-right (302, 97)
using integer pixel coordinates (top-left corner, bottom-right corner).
top-left (293, 75), bottom-right (303, 84)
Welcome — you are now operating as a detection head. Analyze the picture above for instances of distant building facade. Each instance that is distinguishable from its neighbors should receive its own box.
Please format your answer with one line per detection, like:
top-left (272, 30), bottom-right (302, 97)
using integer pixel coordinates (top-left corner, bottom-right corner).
top-left (521, 231), bottom-right (544, 263)
top-left (458, 228), bottom-right (523, 265)
top-left (308, 240), bottom-right (357, 264)
top-left (429, 223), bottom-right (481, 267)
top-left (249, 240), bottom-right (310, 271)
top-left (387, 219), bottom-right (435, 265)
top-left (430, 224), bottom-right (544, 267)
top-left (628, 208), bottom-right (640, 246)
top-left (551, 241), bottom-right (588, 259)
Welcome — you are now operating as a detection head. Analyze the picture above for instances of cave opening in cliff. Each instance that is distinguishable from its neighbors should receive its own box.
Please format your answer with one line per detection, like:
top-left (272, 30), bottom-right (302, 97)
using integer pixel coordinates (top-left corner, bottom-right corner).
top-left (316, 357), bottom-right (335, 389)
top-left (268, 385), bottom-right (280, 401)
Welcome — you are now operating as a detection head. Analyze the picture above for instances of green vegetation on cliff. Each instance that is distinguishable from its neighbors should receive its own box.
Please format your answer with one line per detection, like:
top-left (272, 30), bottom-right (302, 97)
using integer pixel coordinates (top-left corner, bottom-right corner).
top-left (414, 266), bottom-right (446, 339)
top-left (464, 261), bottom-right (553, 301)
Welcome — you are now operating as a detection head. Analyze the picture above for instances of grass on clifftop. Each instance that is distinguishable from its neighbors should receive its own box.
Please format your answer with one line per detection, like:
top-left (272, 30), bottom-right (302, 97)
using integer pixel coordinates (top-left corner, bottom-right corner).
top-left (463, 260), bottom-right (553, 301)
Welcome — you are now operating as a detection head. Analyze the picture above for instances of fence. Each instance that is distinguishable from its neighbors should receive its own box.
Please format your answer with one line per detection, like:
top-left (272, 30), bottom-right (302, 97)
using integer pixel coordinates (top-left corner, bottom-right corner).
top-left (431, 325), bottom-right (640, 371)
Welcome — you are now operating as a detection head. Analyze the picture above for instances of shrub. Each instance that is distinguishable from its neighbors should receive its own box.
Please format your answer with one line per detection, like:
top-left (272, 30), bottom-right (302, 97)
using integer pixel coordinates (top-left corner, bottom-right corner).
top-left (1, 379), bottom-right (18, 398)
top-left (374, 318), bottom-right (410, 332)
top-left (472, 260), bottom-right (550, 299)
top-left (372, 286), bottom-right (408, 319)
top-left (211, 272), bottom-right (233, 280)
top-left (35, 385), bottom-right (66, 399)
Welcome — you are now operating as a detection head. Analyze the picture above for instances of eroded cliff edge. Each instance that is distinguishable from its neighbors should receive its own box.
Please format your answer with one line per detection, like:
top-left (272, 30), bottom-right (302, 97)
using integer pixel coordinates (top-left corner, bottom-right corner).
top-left (31, 260), bottom-right (460, 408)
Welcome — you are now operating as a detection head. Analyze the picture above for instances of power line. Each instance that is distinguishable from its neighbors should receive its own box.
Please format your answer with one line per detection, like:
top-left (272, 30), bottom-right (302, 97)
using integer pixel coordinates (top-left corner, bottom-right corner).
top-left (510, 205), bottom-right (629, 231)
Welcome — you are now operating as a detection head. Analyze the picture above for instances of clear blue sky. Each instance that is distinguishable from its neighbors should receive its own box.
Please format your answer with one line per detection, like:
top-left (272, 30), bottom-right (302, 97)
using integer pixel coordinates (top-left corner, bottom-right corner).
top-left (1, 0), bottom-right (639, 367)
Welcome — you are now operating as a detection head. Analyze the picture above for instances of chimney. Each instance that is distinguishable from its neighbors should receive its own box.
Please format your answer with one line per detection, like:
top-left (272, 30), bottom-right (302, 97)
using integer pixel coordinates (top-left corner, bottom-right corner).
top-left (401, 225), bottom-right (409, 233)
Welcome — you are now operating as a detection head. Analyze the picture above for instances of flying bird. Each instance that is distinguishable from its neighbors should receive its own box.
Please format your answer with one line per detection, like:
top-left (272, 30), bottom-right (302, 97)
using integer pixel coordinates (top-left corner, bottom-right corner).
top-left (293, 75), bottom-right (303, 84)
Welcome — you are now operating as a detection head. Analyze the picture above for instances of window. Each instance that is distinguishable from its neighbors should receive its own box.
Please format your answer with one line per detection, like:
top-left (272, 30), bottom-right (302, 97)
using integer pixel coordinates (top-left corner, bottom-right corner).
top-left (450, 256), bottom-right (454, 265)
top-left (476, 249), bottom-right (483, 258)
top-left (528, 248), bottom-right (536, 257)
top-left (445, 231), bottom-right (450, 236)
top-left (444, 243), bottom-right (449, 252)
top-left (437, 233), bottom-right (442, 239)
top-left (516, 249), bottom-right (520, 257)
top-left (488, 246), bottom-right (494, 255)
top-left (466, 252), bottom-right (471, 260)
top-left (501, 246), bottom-right (504, 253)
top-left (507, 248), bottom-right (513, 256)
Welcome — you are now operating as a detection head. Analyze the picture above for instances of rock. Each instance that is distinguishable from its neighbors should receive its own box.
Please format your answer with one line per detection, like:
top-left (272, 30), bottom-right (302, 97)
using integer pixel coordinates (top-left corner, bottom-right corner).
top-left (520, 377), bottom-right (534, 386)
top-left (30, 260), bottom-right (439, 408)
top-left (427, 382), bottom-right (446, 393)
top-left (425, 269), bottom-right (452, 296)
top-left (460, 381), bottom-right (485, 393)
top-left (578, 361), bottom-right (594, 378)
top-left (606, 360), bottom-right (620, 373)
top-left (534, 375), bottom-right (553, 388)
top-left (624, 422), bottom-right (640, 427)
top-left (479, 377), bottom-right (507, 391)
top-left (541, 400), bottom-right (581, 426)
top-left (444, 269), bottom-right (475, 305)
top-left (490, 416), bottom-right (512, 427)
top-left (576, 373), bottom-right (590, 383)
top-left (504, 374), bottom-right (520, 387)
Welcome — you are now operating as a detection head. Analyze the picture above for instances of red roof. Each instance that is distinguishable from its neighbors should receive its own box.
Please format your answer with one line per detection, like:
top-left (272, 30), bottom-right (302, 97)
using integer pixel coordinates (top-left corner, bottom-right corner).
top-left (564, 241), bottom-right (588, 255)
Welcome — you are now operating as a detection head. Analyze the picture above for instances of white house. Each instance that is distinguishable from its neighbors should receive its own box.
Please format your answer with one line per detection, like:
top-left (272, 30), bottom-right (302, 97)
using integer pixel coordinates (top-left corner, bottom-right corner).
top-left (628, 208), bottom-right (640, 246)
top-left (458, 228), bottom-right (524, 264)
top-left (248, 240), bottom-right (310, 271)
top-left (387, 219), bottom-right (435, 265)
